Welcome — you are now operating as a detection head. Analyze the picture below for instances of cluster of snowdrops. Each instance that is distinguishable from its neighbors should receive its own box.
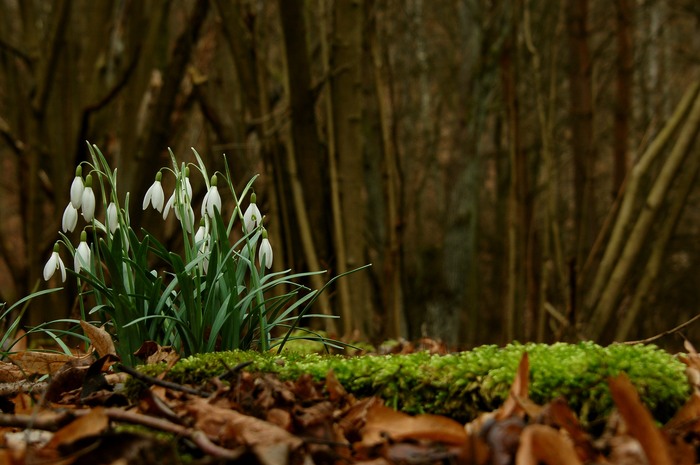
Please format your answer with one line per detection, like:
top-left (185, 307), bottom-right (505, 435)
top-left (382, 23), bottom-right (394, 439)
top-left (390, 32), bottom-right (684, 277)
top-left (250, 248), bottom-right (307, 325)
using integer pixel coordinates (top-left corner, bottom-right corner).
top-left (36, 144), bottom-right (338, 364)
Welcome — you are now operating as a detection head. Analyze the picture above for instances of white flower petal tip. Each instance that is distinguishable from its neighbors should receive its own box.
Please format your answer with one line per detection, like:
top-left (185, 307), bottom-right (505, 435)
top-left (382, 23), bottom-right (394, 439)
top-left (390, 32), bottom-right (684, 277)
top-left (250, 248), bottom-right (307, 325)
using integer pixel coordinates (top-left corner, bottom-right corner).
top-left (143, 173), bottom-right (165, 213)
top-left (62, 203), bottom-right (79, 232)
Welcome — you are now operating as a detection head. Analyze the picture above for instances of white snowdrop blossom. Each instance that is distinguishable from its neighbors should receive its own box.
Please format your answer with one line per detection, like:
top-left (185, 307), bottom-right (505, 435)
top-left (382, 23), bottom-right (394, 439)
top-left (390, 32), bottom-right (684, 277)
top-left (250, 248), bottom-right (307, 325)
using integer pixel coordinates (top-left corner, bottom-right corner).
top-left (162, 193), bottom-right (175, 220)
top-left (183, 168), bottom-right (193, 199)
top-left (195, 220), bottom-right (210, 273)
top-left (143, 171), bottom-right (165, 212)
top-left (74, 231), bottom-right (91, 273)
top-left (62, 202), bottom-right (79, 232)
top-left (70, 166), bottom-right (84, 208)
top-left (201, 175), bottom-right (222, 219)
top-left (43, 243), bottom-right (66, 282)
top-left (194, 219), bottom-right (208, 244)
top-left (243, 193), bottom-right (262, 233)
top-left (258, 228), bottom-right (273, 270)
top-left (106, 202), bottom-right (118, 234)
top-left (81, 174), bottom-right (96, 222)
top-left (181, 203), bottom-right (195, 233)
top-left (163, 170), bottom-right (193, 221)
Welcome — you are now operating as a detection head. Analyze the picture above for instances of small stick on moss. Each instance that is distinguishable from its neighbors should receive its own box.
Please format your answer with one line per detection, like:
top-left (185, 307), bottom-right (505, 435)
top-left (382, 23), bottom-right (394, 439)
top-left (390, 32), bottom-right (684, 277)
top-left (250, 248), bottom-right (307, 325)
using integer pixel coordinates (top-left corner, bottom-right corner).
top-left (218, 359), bottom-right (254, 381)
top-left (116, 363), bottom-right (211, 397)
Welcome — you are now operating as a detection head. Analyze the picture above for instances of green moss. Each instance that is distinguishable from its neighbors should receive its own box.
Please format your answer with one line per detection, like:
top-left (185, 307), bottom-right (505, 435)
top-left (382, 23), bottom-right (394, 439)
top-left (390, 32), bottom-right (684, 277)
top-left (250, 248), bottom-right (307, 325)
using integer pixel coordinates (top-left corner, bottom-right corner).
top-left (129, 342), bottom-right (690, 424)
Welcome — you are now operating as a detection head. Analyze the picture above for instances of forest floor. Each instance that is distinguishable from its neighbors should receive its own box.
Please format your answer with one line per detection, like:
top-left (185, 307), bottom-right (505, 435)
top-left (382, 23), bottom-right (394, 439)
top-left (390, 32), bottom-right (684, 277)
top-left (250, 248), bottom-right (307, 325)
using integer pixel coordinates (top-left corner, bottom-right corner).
top-left (1, 336), bottom-right (700, 465)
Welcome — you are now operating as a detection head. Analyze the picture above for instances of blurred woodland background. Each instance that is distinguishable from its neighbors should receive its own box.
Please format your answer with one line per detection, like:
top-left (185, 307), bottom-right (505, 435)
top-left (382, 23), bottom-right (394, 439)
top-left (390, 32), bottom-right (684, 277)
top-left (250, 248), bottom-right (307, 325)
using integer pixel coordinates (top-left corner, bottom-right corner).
top-left (1, 0), bottom-right (700, 349)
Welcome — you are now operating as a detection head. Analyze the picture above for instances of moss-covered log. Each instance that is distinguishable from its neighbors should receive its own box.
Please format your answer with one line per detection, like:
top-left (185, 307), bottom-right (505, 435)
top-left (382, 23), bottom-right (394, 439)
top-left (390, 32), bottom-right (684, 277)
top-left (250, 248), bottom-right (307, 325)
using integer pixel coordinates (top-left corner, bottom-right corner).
top-left (134, 342), bottom-right (690, 423)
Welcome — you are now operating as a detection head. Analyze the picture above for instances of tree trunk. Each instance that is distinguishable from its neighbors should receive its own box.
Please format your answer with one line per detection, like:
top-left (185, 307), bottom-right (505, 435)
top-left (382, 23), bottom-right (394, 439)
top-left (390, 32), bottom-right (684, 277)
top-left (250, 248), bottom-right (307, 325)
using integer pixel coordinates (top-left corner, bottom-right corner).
top-left (278, 0), bottom-right (336, 332)
top-left (566, 0), bottom-right (595, 285)
top-left (588, 84), bottom-right (700, 341)
top-left (330, 0), bottom-right (369, 337)
top-left (613, 0), bottom-right (633, 197)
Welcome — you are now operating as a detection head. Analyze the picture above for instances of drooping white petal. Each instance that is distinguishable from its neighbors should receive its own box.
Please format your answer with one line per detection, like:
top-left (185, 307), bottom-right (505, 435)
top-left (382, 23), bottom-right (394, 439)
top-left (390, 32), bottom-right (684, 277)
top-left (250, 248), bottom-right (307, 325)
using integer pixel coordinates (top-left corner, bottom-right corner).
top-left (194, 221), bottom-right (208, 244)
top-left (243, 202), bottom-right (262, 233)
top-left (143, 179), bottom-right (165, 212)
top-left (81, 187), bottom-right (96, 221)
top-left (74, 240), bottom-right (91, 273)
top-left (43, 253), bottom-right (57, 281)
top-left (58, 255), bottom-right (66, 282)
top-left (202, 186), bottom-right (222, 218)
top-left (70, 175), bottom-right (84, 208)
top-left (184, 176), bottom-right (193, 200)
top-left (106, 202), bottom-right (118, 234)
top-left (62, 203), bottom-right (79, 232)
top-left (44, 246), bottom-right (66, 282)
top-left (259, 237), bottom-right (273, 269)
top-left (162, 192), bottom-right (175, 220)
top-left (183, 204), bottom-right (195, 233)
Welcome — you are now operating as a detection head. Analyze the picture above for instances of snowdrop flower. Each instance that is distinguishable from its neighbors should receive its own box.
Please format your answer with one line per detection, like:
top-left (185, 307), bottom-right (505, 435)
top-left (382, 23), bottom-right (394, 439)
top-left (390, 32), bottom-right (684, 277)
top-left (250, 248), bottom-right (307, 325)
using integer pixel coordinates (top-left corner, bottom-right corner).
top-left (43, 243), bottom-right (66, 282)
top-left (143, 171), bottom-right (165, 213)
top-left (81, 174), bottom-right (96, 222)
top-left (106, 202), bottom-right (118, 234)
top-left (62, 202), bottom-right (79, 232)
top-left (201, 175), bottom-right (222, 219)
top-left (74, 231), bottom-right (91, 273)
top-left (195, 219), bottom-right (210, 273)
top-left (258, 228), bottom-right (273, 270)
top-left (70, 166), bottom-right (84, 208)
top-left (181, 203), bottom-right (195, 233)
top-left (163, 170), bottom-right (193, 220)
top-left (163, 193), bottom-right (175, 220)
top-left (183, 167), bottom-right (193, 199)
top-left (194, 218), bottom-right (208, 244)
top-left (243, 193), bottom-right (262, 233)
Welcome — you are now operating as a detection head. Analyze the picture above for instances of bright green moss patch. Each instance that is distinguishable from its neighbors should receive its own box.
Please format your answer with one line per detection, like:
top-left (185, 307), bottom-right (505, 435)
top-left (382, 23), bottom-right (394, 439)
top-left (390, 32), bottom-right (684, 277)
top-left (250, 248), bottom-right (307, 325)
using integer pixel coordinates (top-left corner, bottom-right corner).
top-left (132, 342), bottom-right (690, 423)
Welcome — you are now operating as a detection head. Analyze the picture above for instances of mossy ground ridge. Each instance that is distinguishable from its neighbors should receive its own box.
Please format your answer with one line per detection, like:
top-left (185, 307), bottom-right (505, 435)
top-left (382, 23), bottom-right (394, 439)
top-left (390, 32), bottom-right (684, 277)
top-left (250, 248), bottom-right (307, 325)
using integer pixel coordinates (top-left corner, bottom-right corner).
top-left (133, 342), bottom-right (690, 423)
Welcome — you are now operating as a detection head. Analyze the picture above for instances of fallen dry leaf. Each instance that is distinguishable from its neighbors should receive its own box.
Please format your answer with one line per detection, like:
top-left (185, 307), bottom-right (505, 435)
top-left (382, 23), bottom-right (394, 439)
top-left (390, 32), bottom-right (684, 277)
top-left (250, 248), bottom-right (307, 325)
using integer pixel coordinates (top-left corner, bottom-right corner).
top-left (609, 373), bottom-right (674, 465)
top-left (9, 351), bottom-right (85, 376)
top-left (44, 407), bottom-right (109, 450)
top-left (187, 397), bottom-right (303, 451)
top-left (133, 341), bottom-right (180, 366)
top-left (497, 352), bottom-right (530, 420)
top-left (360, 403), bottom-right (468, 447)
top-left (542, 398), bottom-right (598, 462)
top-left (80, 321), bottom-right (116, 357)
top-left (665, 392), bottom-right (700, 434)
top-left (515, 424), bottom-right (582, 465)
top-left (0, 362), bottom-right (24, 383)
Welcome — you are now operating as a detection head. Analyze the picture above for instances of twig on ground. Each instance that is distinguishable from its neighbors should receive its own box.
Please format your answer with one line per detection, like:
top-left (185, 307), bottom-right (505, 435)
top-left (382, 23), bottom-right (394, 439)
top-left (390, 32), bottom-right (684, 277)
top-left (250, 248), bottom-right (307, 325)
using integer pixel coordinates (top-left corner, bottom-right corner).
top-left (218, 360), bottom-right (254, 381)
top-left (115, 363), bottom-right (211, 397)
top-left (0, 408), bottom-right (245, 460)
